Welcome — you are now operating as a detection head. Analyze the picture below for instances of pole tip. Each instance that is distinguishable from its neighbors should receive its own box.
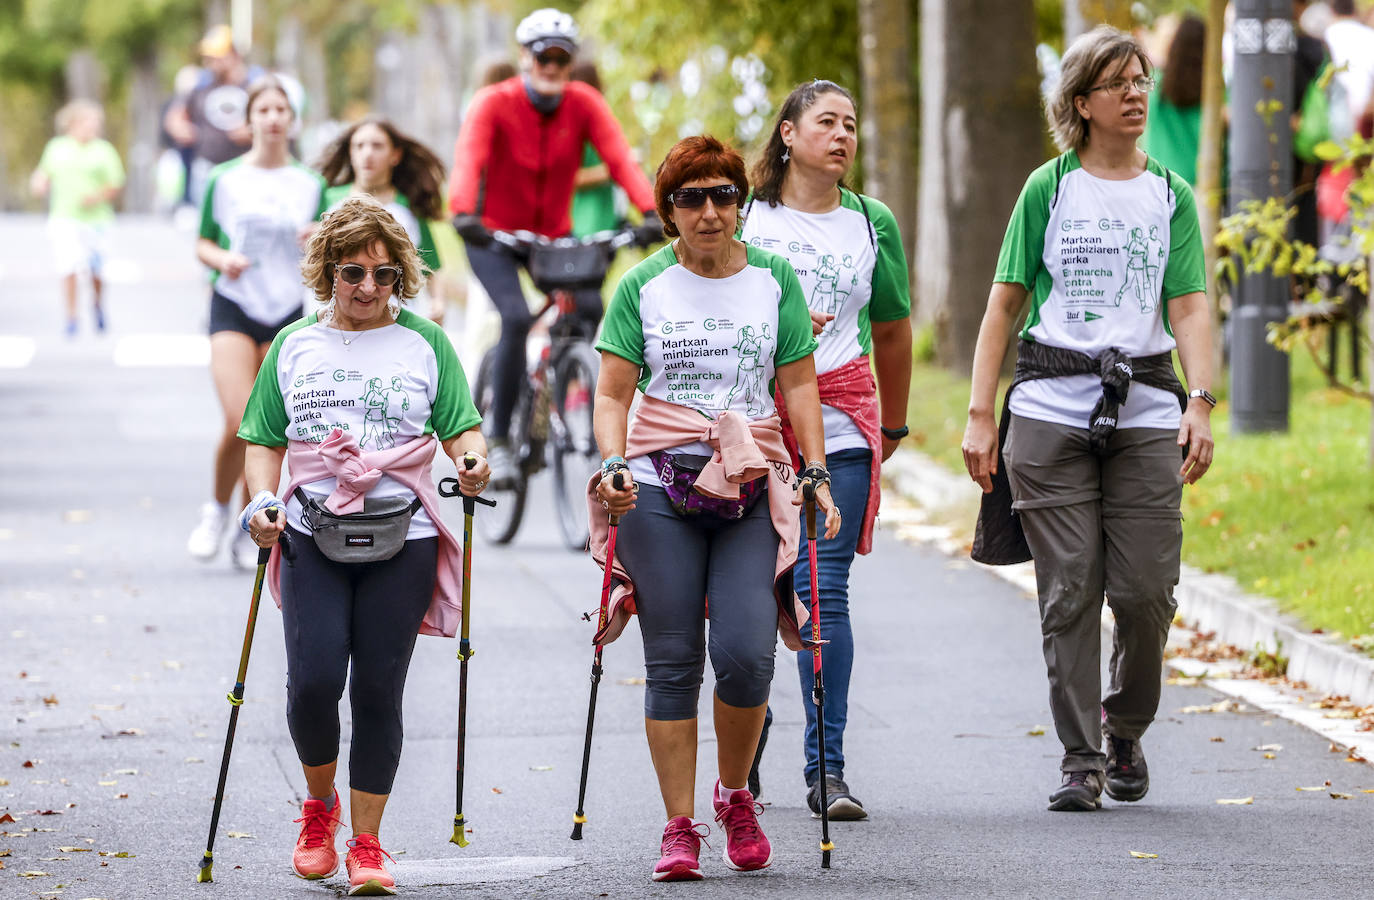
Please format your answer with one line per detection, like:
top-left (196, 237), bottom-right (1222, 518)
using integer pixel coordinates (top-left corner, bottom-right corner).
top-left (450, 815), bottom-right (470, 847)
top-left (570, 823), bottom-right (584, 840)
top-left (196, 852), bottom-right (214, 883)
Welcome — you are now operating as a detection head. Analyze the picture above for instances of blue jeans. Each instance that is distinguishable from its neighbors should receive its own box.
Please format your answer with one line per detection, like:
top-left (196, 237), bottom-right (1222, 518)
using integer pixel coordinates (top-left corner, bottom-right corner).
top-left (793, 447), bottom-right (871, 785)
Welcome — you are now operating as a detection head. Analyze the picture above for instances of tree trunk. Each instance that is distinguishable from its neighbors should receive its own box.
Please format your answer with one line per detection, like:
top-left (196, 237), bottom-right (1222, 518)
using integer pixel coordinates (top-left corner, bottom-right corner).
top-left (1064, 0), bottom-right (1135, 43)
top-left (918, 0), bottom-right (1043, 375)
top-left (1196, 0), bottom-right (1227, 380)
top-left (124, 49), bottom-right (162, 214)
top-left (64, 50), bottom-right (103, 101)
top-left (856, 0), bottom-right (916, 279)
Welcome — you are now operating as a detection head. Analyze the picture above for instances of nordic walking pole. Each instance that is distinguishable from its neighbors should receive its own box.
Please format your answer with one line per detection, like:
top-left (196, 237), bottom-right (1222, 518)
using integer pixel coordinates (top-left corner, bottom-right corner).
top-left (444, 455), bottom-right (496, 847)
top-left (197, 508), bottom-right (289, 883)
top-left (803, 481), bottom-right (834, 869)
top-left (571, 470), bottom-right (624, 840)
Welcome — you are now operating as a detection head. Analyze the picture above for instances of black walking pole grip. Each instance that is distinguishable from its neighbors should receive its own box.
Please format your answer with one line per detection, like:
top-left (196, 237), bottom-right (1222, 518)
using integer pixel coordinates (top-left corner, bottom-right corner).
top-left (571, 468), bottom-right (626, 840)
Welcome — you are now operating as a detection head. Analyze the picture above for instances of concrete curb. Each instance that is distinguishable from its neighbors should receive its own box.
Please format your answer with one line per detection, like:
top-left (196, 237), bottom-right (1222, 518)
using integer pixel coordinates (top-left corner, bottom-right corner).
top-left (882, 447), bottom-right (1374, 707)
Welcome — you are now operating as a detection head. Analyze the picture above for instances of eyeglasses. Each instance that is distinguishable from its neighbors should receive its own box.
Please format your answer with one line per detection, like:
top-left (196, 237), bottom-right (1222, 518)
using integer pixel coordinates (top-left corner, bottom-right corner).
top-left (535, 49), bottom-right (572, 67)
top-left (669, 184), bottom-right (741, 209)
top-left (1085, 75), bottom-right (1156, 97)
top-left (335, 263), bottom-right (401, 288)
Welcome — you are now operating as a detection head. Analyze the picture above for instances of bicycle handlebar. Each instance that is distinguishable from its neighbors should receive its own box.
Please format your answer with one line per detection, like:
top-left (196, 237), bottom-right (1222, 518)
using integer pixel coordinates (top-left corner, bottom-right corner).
top-left (489, 228), bottom-right (638, 253)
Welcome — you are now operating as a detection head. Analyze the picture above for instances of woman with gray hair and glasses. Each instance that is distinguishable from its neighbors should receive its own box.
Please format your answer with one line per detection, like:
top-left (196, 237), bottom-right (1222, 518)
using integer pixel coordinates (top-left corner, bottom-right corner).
top-left (961, 25), bottom-right (1215, 813)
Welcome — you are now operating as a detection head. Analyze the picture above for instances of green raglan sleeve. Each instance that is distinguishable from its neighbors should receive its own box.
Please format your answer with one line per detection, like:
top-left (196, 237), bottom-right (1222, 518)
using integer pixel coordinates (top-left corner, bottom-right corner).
top-left (1162, 174), bottom-right (1206, 300)
top-left (864, 196), bottom-right (912, 322)
top-left (416, 218), bottom-right (441, 273)
top-left (199, 168), bottom-right (223, 245)
top-left (993, 161), bottom-right (1056, 288)
top-left (772, 254), bottom-right (819, 366)
top-left (594, 260), bottom-right (649, 368)
top-left (237, 332), bottom-right (292, 447)
top-left (418, 317), bottom-right (482, 440)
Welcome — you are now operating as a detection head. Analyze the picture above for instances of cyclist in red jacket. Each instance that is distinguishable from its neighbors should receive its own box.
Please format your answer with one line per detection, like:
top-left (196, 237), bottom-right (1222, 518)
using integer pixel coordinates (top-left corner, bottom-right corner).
top-left (450, 8), bottom-right (661, 484)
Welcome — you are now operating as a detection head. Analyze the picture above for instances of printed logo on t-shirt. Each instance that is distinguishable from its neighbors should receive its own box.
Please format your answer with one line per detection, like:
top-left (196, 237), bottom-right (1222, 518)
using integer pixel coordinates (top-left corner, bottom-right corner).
top-left (1056, 217), bottom-right (1165, 320)
top-left (810, 253), bottom-right (859, 337)
top-left (358, 376), bottom-right (411, 450)
top-left (724, 324), bottom-right (775, 416)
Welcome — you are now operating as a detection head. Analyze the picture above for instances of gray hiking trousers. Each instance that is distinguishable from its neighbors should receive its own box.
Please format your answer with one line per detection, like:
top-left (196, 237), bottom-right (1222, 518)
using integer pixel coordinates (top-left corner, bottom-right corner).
top-left (1004, 414), bottom-right (1183, 773)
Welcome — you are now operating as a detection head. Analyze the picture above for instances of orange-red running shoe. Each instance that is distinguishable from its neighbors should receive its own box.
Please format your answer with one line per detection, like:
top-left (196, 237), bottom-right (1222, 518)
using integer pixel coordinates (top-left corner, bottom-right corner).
top-left (345, 833), bottom-right (397, 896)
top-left (291, 790), bottom-right (343, 880)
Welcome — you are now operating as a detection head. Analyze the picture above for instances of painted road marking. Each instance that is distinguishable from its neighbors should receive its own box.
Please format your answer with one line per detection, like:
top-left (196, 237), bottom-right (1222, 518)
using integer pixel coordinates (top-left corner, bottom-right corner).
top-left (113, 334), bottom-right (210, 367)
top-left (0, 336), bottom-right (37, 368)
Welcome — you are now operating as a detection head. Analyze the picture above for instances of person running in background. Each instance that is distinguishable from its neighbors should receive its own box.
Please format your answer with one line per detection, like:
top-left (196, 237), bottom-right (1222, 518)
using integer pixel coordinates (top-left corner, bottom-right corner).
top-left (30, 99), bottom-right (125, 337)
top-left (569, 61), bottom-right (625, 238)
top-left (1142, 13), bottom-right (1204, 187)
top-left (186, 77), bottom-right (325, 570)
top-left (163, 25), bottom-right (261, 208)
top-left (318, 117), bottom-right (450, 323)
top-left (740, 79), bottom-right (913, 818)
top-left (448, 7), bottom-right (661, 485)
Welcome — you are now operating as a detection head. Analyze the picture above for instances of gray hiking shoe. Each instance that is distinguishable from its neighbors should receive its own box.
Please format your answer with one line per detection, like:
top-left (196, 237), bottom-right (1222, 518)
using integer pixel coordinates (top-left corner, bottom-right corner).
top-left (1048, 769), bottom-right (1104, 811)
top-left (1104, 732), bottom-right (1149, 802)
top-left (807, 774), bottom-right (868, 820)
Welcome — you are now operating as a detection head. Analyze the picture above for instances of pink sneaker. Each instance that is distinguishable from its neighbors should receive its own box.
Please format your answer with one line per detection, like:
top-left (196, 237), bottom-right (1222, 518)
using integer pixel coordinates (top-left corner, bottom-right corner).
top-left (291, 790), bottom-right (342, 879)
top-left (712, 781), bottom-right (772, 871)
top-left (344, 833), bottom-right (396, 896)
top-left (652, 815), bottom-right (710, 882)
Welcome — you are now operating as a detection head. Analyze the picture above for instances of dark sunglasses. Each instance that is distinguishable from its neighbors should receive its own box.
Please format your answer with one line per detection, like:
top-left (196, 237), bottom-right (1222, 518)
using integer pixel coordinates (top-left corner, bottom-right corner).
top-left (669, 184), bottom-right (741, 209)
top-left (335, 263), bottom-right (401, 288)
top-left (535, 49), bottom-right (572, 67)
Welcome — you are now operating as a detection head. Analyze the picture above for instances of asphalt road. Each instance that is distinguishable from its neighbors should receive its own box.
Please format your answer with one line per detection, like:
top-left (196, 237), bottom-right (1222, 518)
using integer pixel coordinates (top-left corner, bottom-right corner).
top-left (2, 215), bottom-right (1371, 899)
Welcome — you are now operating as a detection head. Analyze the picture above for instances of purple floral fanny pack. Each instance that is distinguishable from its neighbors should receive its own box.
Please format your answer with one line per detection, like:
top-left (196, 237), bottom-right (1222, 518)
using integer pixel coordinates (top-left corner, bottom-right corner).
top-left (648, 450), bottom-right (767, 520)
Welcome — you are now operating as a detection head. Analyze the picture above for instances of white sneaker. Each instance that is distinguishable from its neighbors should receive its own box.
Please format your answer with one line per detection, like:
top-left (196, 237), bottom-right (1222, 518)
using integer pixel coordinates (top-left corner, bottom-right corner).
top-left (486, 441), bottom-right (518, 487)
top-left (230, 528), bottom-right (262, 571)
top-left (187, 502), bottom-right (228, 560)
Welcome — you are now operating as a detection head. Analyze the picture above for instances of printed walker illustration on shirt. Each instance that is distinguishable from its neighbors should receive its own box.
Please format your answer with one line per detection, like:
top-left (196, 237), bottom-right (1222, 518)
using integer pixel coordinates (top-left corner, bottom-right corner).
top-left (1116, 226), bottom-right (1165, 314)
top-left (810, 254), bottom-right (859, 337)
top-left (726, 324), bottom-right (774, 417)
top-left (359, 376), bottom-right (411, 450)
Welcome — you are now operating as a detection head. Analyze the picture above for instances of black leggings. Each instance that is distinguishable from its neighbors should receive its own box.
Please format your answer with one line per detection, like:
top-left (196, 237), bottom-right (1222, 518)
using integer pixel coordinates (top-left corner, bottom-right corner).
top-left (465, 241), bottom-right (603, 438)
top-left (279, 525), bottom-right (437, 795)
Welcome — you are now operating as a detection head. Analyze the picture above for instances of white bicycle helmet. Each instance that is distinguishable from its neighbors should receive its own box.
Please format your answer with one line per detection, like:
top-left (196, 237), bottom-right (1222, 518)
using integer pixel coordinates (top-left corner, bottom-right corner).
top-left (515, 8), bottom-right (579, 53)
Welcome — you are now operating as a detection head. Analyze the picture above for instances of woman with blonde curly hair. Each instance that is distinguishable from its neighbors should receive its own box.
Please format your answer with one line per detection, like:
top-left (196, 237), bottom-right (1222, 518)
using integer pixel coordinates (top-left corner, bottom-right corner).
top-left (238, 195), bottom-right (490, 895)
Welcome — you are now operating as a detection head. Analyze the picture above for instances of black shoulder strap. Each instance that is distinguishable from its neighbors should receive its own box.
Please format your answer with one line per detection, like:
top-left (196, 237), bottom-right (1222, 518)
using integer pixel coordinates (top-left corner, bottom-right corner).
top-left (853, 190), bottom-right (878, 252)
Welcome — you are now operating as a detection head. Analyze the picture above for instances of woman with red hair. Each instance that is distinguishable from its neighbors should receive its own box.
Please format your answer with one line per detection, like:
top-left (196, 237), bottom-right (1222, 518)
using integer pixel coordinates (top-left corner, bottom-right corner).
top-left (591, 135), bottom-right (838, 881)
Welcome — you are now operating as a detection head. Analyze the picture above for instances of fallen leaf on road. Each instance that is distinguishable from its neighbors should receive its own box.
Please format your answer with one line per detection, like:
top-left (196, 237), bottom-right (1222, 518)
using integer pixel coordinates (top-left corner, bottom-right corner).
top-left (1330, 792), bottom-right (1353, 799)
top-left (1361, 789), bottom-right (1374, 794)
top-left (1129, 851), bottom-right (1159, 859)
top-left (225, 833), bottom-right (253, 840)
top-left (617, 677), bottom-right (646, 686)
top-left (1264, 753), bottom-right (1276, 759)
top-left (1216, 797), bottom-right (1253, 805)
top-left (19, 871), bottom-right (50, 877)
top-left (1027, 726), bottom-right (1046, 736)
top-left (42, 695), bottom-right (58, 706)
top-left (1255, 744), bottom-right (1283, 752)
top-left (56, 848), bottom-right (91, 853)
top-left (529, 766), bottom-right (553, 772)
top-left (1345, 752), bottom-right (1366, 763)
top-left (0, 813), bottom-right (13, 824)
top-left (35, 810), bottom-right (61, 816)
top-left (112, 769), bottom-right (137, 776)
top-left (0, 778), bottom-right (7, 785)
top-left (0, 850), bottom-right (9, 857)
top-left (97, 781), bottom-right (116, 787)
top-left (112, 729), bottom-right (143, 737)
top-left (184, 758), bottom-right (203, 764)
top-left (1210, 736), bottom-right (1225, 742)
top-left (98, 851), bottom-right (134, 858)
top-left (491, 787), bottom-right (503, 794)
top-left (1181, 700), bottom-right (1241, 714)
top-left (1297, 786), bottom-right (1329, 791)
top-left (22, 760), bottom-right (38, 768)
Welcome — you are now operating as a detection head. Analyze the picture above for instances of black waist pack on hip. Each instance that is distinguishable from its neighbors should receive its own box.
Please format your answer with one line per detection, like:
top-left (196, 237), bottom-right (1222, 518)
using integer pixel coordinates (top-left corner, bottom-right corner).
top-left (295, 487), bottom-right (421, 563)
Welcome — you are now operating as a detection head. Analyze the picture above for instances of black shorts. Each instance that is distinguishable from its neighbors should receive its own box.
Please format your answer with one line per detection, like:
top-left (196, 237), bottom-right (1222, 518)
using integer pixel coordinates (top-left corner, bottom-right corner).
top-left (208, 289), bottom-right (302, 344)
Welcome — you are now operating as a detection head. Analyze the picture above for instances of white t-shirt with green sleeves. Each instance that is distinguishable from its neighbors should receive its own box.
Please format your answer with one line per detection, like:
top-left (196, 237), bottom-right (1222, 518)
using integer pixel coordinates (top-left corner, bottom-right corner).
top-left (237, 308), bottom-right (482, 539)
top-left (200, 158), bottom-right (326, 326)
top-left (740, 189), bottom-right (911, 452)
top-left (995, 151), bottom-right (1205, 430)
top-left (596, 243), bottom-right (816, 486)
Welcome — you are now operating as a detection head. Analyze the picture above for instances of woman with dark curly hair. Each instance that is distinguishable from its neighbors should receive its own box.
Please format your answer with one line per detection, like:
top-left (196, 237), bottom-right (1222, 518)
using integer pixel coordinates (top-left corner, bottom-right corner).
top-left (318, 117), bottom-right (451, 322)
top-left (238, 195), bottom-right (490, 895)
top-left (591, 134), bottom-right (838, 882)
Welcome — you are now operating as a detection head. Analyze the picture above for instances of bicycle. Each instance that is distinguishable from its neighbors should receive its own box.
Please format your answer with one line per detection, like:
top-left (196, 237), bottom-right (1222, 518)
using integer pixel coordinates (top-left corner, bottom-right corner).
top-left (471, 227), bottom-right (636, 549)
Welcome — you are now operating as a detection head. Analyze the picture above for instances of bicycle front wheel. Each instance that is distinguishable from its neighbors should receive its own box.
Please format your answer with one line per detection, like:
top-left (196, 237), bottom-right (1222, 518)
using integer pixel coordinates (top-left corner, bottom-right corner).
top-left (472, 348), bottom-right (528, 544)
top-left (550, 341), bottom-right (601, 551)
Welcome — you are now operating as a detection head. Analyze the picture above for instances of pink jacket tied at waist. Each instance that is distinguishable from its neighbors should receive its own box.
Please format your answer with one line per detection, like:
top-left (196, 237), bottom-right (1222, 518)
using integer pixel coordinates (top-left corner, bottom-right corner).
top-left (265, 428), bottom-right (464, 638)
top-left (775, 355), bottom-right (883, 555)
top-left (586, 395), bottom-right (814, 651)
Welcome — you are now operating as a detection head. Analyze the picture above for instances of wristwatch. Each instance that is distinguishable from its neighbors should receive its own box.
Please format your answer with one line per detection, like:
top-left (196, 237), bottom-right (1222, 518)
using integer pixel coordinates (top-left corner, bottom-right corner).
top-left (1188, 388), bottom-right (1217, 407)
top-left (880, 424), bottom-right (910, 440)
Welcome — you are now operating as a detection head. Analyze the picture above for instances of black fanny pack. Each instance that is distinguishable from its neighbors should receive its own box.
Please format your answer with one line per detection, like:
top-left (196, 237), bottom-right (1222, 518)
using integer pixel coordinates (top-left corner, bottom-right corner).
top-left (295, 487), bottom-right (421, 563)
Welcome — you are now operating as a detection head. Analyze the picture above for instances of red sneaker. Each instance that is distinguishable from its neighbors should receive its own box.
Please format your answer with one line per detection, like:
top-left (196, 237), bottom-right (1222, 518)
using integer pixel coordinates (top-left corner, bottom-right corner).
top-left (291, 790), bottom-right (342, 880)
top-left (344, 833), bottom-right (396, 896)
top-left (652, 815), bottom-right (710, 882)
top-left (712, 781), bottom-right (772, 871)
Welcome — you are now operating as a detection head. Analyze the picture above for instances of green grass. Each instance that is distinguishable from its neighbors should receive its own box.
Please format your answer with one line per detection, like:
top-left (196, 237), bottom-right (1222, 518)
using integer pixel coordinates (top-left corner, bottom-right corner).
top-left (906, 342), bottom-right (1374, 646)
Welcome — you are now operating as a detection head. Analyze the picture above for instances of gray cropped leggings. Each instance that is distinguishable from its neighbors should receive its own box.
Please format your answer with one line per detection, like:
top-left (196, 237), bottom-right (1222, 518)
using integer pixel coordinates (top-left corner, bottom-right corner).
top-left (279, 525), bottom-right (436, 795)
top-left (614, 484), bottom-right (781, 720)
